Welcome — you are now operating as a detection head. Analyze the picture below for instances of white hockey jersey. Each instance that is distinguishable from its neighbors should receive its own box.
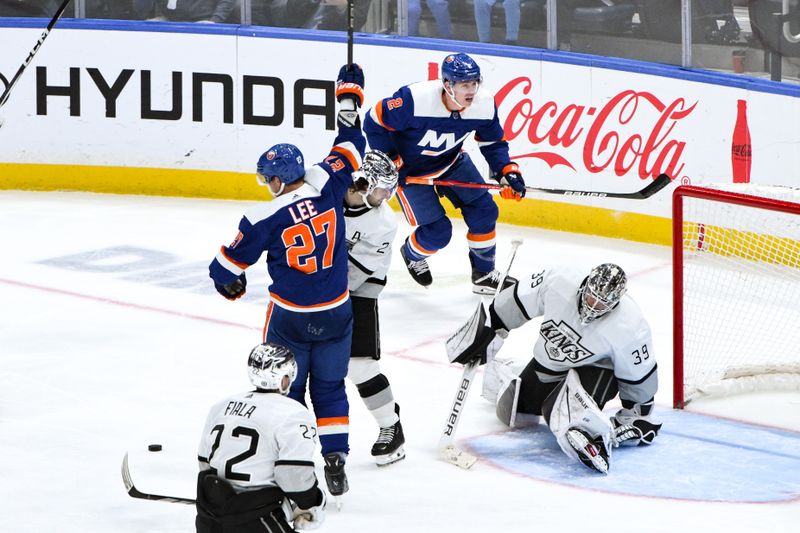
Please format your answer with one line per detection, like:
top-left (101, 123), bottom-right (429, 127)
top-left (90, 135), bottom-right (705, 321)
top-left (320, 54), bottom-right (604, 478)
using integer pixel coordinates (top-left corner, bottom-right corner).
top-left (344, 201), bottom-right (398, 299)
top-left (198, 390), bottom-right (319, 502)
top-left (492, 268), bottom-right (658, 405)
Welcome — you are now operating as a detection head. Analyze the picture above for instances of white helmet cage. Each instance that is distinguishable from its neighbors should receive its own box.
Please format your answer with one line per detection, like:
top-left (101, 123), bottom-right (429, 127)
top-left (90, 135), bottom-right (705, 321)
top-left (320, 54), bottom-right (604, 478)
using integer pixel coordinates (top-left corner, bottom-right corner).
top-left (247, 343), bottom-right (298, 394)
top-left (578, 263), bottom-right (628, 325)
top-left (352, 150), bottom-right (399, 206)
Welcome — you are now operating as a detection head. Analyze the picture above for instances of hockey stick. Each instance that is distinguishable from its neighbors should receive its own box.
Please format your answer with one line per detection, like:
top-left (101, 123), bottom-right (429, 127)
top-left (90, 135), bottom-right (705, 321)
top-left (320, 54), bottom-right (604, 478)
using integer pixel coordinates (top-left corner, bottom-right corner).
top-left (406, 172), bottom-right (672, 200)
top-left (346, 0), bottom-right (354, 66)
top-left (438, 239), bottom-right (523, 470)
top-left (121, 453), bottom-right (196, 505)
top-left (0, 0), bottom-right (73, 111)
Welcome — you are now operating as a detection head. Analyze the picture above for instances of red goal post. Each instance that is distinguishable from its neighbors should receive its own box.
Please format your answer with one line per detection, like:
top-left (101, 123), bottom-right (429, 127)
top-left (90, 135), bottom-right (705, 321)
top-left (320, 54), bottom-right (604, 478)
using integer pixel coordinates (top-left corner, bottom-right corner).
top-left (673, 184), bottom-right (800, 408)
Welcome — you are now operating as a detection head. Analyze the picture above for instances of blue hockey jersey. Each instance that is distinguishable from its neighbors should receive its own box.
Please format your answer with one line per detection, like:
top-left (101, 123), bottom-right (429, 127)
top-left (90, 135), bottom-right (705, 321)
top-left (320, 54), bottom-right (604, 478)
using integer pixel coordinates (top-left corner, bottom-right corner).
top-left (209, 129), bottom-right (365, 312)
top-left (364, 80), bottom-right (512, 180)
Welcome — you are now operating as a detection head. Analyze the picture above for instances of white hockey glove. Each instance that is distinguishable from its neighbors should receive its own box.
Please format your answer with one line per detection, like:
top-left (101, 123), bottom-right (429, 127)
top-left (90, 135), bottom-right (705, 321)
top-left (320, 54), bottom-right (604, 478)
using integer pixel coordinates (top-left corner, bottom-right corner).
top-left (611, 407), bottom-right (662, 447)
top-left (293, 490), bottom-right (326, 530)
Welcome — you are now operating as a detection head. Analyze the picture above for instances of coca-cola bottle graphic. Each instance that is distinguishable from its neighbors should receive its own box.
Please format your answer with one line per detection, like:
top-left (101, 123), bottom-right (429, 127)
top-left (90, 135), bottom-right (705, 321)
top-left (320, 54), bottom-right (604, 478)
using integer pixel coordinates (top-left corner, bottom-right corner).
top-left (731, 99), bottom-right (752, 184)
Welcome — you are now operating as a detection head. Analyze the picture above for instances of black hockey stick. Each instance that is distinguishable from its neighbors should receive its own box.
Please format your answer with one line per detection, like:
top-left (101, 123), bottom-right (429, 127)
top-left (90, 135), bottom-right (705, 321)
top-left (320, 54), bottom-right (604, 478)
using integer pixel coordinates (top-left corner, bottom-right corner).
top-left (0, 0), bottom-right (73, 111)
top-left (121, 453), bottom-right (196, 505)
top-left (346, 0), bottom-right (354, 66)
top-left (406, 172), bottom-right (672, 200)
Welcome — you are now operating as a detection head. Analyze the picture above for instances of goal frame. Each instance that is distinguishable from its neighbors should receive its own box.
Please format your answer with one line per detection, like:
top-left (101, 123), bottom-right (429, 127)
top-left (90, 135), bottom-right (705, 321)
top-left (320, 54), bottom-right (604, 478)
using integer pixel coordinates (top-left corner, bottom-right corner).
top-left (672, 185), bottom-right (800, 408)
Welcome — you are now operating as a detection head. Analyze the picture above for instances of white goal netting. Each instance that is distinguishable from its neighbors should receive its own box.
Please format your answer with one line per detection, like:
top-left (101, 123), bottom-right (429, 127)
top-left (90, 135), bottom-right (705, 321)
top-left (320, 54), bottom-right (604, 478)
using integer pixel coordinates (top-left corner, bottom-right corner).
top-left (677, 184), bottom-right (800, 405)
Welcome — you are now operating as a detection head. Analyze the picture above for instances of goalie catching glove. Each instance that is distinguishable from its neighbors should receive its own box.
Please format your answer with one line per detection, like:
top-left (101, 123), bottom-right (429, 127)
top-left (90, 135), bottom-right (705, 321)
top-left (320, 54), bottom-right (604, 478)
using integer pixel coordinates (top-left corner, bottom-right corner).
top-left (446, 302), bottom-right (505, 366)
top-left (336, 63), bottom-right (364, 128)
top-left (611, 404), bottom-right (662, 447)
top-left (214, 272), bottom-right (246, 301)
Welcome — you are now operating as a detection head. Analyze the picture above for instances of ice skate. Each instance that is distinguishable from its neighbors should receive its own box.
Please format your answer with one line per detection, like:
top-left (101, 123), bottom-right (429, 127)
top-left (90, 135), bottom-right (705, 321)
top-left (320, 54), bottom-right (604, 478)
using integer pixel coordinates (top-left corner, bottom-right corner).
top-left (371, 406), bottom-right (406, 467)
top-left (566, 428), bottom-right (610, 474)
top-left (472, 268), bottom-right (517, 295)
top-left (323, 451), bottom-right (349, 508)
top-left (400, 243), bottom-right (432, 287)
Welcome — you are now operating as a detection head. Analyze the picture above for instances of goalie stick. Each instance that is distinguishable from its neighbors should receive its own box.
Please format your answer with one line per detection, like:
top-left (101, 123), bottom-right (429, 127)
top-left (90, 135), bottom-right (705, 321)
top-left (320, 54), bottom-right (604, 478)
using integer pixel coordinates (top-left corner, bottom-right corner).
top-left (121, 453), bottom-right (196, 505)
top-left (0, 0), bottom-right (73, 112)
top-left (406, 172), bottom-right (672, 200)
top-left (438, 239), bottom-right (523, 470)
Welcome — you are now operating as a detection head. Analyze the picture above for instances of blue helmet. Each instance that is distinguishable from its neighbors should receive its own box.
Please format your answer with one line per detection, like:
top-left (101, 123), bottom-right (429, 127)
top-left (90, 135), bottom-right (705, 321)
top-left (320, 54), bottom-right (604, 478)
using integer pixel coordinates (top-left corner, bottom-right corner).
top-left (256, 143), bottom-right (305, 185)
top-left (441, 53), bottom-right (481, 84)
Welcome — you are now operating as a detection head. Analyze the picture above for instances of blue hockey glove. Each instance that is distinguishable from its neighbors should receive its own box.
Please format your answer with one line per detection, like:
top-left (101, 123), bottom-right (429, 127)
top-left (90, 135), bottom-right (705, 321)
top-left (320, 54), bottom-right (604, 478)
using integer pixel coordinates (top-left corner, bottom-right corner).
top-left (336, 64), bottom-right (364, 107)
top-left (214, 272), bottom-right (246, 301)
top-left (497, 163), bottom-right (526, 199)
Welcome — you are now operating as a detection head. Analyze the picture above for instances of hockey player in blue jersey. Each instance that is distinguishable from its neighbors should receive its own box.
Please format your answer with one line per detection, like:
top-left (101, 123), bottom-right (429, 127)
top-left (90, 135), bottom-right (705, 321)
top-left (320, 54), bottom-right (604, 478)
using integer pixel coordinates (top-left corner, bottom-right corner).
top-left (208, 63), bottom-right (367, 502)
top-left (363, 52), bottom-right (527, 294)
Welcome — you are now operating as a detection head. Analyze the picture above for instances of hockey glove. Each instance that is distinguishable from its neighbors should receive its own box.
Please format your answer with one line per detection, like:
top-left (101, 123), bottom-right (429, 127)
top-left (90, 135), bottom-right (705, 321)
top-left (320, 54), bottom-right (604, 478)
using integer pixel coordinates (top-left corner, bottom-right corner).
top-left (336, 63), bottom-right (365, 107)
top-left (611, 410), bottom-right (662, 447)
top-left (214, 273), bottom-right (247, 301)
top-left (495, 163), bottom-right (526, 200)
top-left (293, 490), bottom-right (326, 530)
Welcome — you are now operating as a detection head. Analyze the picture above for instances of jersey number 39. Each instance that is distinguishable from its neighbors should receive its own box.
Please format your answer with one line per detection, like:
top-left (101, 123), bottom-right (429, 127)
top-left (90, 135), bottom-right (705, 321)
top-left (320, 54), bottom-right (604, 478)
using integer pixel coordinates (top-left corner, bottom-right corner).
top-left (281, 208), bottom-right (337, 274)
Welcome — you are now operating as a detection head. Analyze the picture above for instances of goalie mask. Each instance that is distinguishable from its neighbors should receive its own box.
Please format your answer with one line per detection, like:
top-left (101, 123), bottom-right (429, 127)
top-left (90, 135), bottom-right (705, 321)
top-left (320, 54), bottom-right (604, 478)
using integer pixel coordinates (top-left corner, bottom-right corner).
top-left (352, 150), bottom-right (399, 208)
top-left (578, 263), bottom-right (627, 325)
top-left (247, 343), bottom-right (298, 395)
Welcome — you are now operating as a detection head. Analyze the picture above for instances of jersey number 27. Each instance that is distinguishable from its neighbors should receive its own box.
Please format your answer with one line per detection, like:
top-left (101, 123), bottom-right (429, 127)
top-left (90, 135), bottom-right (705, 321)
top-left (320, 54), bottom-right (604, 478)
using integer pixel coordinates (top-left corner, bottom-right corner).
top-left (281, 208), bottom-right (337, 274)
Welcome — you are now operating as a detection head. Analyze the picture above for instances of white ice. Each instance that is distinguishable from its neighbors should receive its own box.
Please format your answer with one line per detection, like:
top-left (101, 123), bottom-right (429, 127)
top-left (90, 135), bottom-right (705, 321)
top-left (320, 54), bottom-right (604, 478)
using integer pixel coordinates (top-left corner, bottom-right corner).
top-left (1, 191), bottom-right (798, 533)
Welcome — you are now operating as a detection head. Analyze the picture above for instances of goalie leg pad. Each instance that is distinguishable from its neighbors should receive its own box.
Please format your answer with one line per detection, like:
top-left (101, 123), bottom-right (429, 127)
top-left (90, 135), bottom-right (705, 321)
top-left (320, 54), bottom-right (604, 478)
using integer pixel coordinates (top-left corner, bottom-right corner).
top-left (495, 373), bottom-right (521, 428)
top-left (481, 358), bottom-right (516, 404)
top-left (545, 369), bottom-right (614, 470)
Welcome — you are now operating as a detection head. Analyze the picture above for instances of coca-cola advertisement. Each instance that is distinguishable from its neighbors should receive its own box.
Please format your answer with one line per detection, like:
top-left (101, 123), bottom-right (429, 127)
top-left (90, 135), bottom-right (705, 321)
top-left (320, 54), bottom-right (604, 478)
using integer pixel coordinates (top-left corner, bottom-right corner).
top-left (1, 29), bottom-right (798, 222)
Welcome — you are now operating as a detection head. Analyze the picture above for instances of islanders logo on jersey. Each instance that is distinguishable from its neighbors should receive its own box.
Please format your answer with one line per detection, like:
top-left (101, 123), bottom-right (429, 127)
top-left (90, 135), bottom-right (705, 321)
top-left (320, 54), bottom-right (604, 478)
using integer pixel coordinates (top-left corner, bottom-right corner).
top-left (539, 320), bottom-right (594, 363)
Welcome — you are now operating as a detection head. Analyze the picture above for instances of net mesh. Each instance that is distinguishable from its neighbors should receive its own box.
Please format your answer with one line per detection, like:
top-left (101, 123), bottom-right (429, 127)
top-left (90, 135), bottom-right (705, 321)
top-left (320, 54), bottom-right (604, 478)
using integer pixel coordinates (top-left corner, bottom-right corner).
top-left (681, 184), bottom-right (800, 403)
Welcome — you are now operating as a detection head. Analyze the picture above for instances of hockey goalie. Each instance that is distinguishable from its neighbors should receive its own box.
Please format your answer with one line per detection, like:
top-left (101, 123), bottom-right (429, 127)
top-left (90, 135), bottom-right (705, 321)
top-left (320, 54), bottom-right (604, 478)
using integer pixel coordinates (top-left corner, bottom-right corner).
top-left (448, 264), bottom-right (662, 474)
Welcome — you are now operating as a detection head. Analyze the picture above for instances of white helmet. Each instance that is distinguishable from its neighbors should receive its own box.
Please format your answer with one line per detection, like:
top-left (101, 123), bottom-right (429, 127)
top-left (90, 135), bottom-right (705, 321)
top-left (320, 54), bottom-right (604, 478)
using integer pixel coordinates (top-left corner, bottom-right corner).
top-left (247, 343), bottom-right (298, 395)
top-left (578, 263), bottom-right (627, 325)
top-left (352, 150), bottom-right (399, 208)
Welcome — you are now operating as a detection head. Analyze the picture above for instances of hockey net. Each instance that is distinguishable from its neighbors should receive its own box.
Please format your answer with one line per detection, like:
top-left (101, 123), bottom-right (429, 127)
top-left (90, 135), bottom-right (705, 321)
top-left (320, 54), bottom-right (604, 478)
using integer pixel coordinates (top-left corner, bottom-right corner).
top-left (673, 184), bottom-right (800, 408)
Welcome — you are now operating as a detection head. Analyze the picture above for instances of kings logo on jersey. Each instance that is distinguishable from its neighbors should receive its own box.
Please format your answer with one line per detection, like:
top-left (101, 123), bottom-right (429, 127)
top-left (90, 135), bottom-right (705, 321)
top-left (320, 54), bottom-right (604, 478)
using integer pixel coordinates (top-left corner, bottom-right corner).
top-left (418, 130), bottom-right (472, 156)
top-left (539, 320), bottom-right (594, 363)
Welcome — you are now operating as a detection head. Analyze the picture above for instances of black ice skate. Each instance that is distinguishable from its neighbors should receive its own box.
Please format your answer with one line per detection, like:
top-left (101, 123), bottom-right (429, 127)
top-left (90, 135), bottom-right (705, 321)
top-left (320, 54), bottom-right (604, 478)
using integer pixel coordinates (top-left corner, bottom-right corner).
top-left (323, 452), bottom-right (349, 497)
top-left (371, 404), bottom-right (406, 467)
top-left (566, 428), bottom-right (610, 475)
top-left (400, 243), bottom-right (432, 287)
top-left (471, 269), bottom-right (518, 295)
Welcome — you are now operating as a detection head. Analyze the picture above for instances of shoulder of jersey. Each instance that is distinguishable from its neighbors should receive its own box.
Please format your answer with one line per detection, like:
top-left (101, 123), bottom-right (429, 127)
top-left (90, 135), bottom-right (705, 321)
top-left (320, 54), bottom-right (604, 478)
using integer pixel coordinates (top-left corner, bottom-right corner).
top-left (460, 85), bottom-right (497, 121)
top-left (406, 80), bottom-right (450, 118)
top-left (244, 172), bottom-right (325, 224)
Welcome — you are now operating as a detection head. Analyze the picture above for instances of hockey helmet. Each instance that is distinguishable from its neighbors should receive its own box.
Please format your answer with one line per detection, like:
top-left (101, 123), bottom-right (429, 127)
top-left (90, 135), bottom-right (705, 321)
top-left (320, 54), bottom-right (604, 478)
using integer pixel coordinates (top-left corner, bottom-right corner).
top-left (352, 150), bottom-right (399, 206)
top-left (247, 343), bottom-right (298, 395)
top-left (256, 143), bottom-right (305, 187)
top-left (578, 263), bottom-right (627, 325)
top-left (441, 53), bottom-right (482, 85)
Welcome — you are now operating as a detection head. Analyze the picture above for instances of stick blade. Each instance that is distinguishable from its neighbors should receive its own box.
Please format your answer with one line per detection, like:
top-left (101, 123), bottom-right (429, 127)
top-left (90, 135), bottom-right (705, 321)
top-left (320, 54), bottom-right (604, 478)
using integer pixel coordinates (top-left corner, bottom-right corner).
top-left (440, 445), bottom-right (478, 470)
top-left (634, 173), bottom-right (672, 199)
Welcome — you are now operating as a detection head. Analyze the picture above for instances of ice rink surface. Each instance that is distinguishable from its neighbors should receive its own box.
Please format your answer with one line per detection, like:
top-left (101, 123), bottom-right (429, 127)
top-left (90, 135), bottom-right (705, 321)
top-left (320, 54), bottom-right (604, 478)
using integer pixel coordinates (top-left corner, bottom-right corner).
top-left (1, 191), bottom-right (798, 532)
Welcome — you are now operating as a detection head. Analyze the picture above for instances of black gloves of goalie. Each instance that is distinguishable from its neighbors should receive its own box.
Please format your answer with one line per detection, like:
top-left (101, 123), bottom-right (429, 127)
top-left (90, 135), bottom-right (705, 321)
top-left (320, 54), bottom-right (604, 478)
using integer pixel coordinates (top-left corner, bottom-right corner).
top-left (336, 63), bottom-right (364, 129)
top-left (450, 325), bottom-right (496, 366)
top-left (612, 415), bottom-right (662, 447)
top-left (214, 273), bottom-right (246, 301)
